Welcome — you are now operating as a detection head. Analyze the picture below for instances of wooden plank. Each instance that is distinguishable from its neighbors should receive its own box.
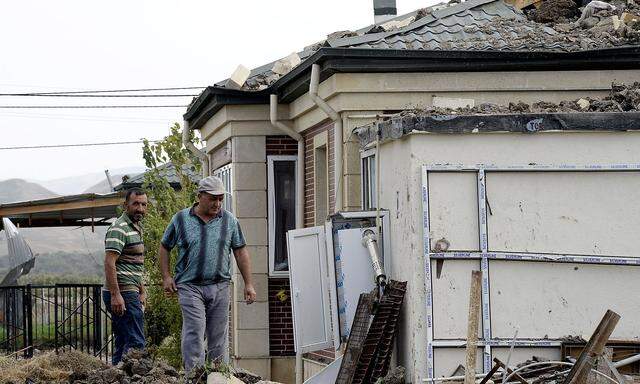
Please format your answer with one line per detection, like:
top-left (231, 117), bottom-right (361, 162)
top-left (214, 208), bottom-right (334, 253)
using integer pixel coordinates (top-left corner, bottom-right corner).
top-left (465, 271), bottom-right (482, 384)
top-left (0, 196), bottom-right (123, 215)
top-left (479, 361), bottom-right (501, 384)
top-left (564, 310), bottom-right (621, 384)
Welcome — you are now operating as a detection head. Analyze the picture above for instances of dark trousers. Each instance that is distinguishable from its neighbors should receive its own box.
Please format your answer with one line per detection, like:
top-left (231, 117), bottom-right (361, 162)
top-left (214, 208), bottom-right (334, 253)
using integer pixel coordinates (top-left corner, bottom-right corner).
top-left (102, 290), bottom-right (145, 365)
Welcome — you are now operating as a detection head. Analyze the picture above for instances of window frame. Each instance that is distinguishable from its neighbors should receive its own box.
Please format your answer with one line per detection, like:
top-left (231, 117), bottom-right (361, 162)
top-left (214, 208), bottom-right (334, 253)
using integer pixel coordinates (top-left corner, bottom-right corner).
top-left (212, 163), bottom-right (233, 213)
top-left (267, 155), bottom-right (298, 277)
top-left (361, 148), bottom-right (377, 210)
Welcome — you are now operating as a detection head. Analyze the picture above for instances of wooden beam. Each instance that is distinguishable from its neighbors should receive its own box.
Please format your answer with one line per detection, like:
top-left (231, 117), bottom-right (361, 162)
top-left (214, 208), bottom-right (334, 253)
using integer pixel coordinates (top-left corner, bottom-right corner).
top-left (564, 310), bottom-right (621, 384)
top-left (465, 270), bottom-right (482, 384)
top-left (0, 196), bottom-right (123, 216)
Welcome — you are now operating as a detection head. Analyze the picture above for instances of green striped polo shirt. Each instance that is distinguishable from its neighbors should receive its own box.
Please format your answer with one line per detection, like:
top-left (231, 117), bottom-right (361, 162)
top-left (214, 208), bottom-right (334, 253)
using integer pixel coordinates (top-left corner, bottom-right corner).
top-left (104, 213), bottom-right (145, 292)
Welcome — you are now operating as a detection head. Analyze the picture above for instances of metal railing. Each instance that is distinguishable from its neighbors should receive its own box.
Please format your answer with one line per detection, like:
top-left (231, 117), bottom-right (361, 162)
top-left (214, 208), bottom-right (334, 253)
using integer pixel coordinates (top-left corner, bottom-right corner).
top-left (0, 284), bottom-right (113, 362)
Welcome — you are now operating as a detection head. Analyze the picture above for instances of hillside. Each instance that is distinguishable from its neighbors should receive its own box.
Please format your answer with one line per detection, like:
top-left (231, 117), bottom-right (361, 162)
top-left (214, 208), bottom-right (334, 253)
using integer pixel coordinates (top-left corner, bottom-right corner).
top-left (0, 178), bottom-right (58, 204)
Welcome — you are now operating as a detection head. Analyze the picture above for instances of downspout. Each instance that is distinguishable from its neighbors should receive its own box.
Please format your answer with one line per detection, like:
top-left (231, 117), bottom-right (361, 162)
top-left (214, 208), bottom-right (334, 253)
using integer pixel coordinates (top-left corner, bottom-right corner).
top-left (309, 63), bottom-right (343, 213)
top-left (269, 94), bottom-right (304, 230)
top-left (183, 120), bottom-right (210, 177)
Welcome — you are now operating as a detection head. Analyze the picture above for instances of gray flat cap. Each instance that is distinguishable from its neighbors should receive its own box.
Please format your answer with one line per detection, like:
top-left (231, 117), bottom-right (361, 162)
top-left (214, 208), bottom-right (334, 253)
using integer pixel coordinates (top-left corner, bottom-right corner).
top-left (198, 176), bottom-right (226, 195)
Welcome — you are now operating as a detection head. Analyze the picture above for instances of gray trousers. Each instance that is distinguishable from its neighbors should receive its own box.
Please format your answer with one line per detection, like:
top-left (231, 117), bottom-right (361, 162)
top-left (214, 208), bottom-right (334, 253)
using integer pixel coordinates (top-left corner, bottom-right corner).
top-left (177, 281), bottom-right (230, 371)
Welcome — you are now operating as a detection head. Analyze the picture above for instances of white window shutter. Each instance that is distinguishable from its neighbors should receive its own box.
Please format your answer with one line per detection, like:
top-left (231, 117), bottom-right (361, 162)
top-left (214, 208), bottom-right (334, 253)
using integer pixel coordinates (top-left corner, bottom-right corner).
top-left (287, 226), bottom-right (334, 353)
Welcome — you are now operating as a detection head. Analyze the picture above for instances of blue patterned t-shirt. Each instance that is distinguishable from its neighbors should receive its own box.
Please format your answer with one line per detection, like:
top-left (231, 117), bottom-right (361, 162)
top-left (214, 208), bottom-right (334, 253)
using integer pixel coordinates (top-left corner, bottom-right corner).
top-left (161, 204), bottom-right (246, 285)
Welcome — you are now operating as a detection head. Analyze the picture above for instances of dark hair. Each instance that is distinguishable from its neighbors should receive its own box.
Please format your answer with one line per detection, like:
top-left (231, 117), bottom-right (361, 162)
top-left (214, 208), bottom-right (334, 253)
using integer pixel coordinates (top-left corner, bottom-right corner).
top-left (125, 187), bottom-right (146, 202)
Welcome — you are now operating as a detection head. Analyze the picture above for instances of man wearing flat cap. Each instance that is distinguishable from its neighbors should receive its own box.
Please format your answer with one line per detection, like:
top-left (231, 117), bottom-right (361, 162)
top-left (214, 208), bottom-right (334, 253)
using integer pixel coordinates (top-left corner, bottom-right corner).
top-left (159, 175), bottom-right (256, 371)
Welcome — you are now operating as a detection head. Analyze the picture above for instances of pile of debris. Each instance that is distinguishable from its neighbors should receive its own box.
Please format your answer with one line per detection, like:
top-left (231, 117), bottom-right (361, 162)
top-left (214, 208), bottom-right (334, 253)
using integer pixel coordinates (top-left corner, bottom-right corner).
top-left (0, 350), bottom-right (107, 384)
top-left (0, 349), bottom-right (279, 384)
top-left (69, 350), bottom-right (180, 384)
top-left (403, 81), bottom-right (640, 117)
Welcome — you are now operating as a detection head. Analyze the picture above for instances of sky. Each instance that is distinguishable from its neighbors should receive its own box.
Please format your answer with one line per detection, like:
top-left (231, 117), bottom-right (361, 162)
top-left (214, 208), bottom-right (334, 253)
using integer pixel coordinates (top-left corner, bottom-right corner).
top-left (0, 0), bottom-right (437, 182)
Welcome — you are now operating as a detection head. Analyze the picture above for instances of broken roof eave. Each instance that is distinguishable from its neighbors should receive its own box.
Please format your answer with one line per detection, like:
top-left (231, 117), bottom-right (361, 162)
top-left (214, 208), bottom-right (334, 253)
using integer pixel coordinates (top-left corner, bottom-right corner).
top-left (184, 46), bottom-right (640, 131)
top-left (357, 111), bottom-right (640, 147)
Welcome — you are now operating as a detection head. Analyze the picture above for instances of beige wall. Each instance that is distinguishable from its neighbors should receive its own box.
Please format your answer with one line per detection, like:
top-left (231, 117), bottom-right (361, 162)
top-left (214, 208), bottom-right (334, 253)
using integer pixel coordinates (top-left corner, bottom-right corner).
top-left (230, 135), bottom-right (271, 378)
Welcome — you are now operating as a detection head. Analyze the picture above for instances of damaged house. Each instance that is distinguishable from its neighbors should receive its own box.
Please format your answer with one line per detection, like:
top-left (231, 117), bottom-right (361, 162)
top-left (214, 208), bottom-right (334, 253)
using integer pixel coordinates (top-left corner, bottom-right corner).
top-left (182, 0), bottom-right (640, 382)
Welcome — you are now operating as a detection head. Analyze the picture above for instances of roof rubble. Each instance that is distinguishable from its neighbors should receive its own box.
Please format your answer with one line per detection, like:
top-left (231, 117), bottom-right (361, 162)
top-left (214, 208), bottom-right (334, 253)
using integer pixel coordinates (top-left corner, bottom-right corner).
top-left (400, 81), bottom-right (640, 116)
top-left (213, 0), bottom-right (640, 93)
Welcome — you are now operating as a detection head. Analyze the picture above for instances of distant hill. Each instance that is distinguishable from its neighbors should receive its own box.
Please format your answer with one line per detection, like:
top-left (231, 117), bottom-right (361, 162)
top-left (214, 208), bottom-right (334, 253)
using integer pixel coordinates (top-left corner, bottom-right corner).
top-left (0, 179), bottom-right (58, 204)
top-left (33, 166), bottom-right (144, 195)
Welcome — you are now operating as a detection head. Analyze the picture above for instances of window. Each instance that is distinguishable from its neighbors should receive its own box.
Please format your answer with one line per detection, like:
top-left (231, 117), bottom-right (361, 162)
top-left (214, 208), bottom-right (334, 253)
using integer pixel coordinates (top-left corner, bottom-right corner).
top-left (361, 149), bottom-right (376, 210)
top-left (213, 164), bottom-right (233, 213)
top-left (314, 146), bottom-right (328, 226)
top-left (268, 156), bottom-right (297, 276)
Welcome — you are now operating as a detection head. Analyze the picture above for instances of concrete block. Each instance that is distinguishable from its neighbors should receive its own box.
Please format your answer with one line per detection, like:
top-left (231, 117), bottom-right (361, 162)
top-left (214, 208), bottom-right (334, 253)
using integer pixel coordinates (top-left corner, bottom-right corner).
top-left (237, 301), bottom-right (269, 329)
top-left (235, 330), bottom-right (270, 357)
top-left (237, 218), bottom-right (267, 246)
top-left (226, 65), bottom-right (251, 90)
top-left (236, 272), bottom-right (268, 302)
top-left (233, 163), bottom-right (266, 191)
top-left (234, 190), bottom-right (267, 218)
top-left (235, 358), bottom-right (271, 379)
top-left (272, 53), bottom-right (301, 76)
top-left (232, 136), bottom-right (266, 163)
top-left (432, 96), bottom-right (475, 109)
top-left (271, 357), bottom-right (295, 384)
top-left (245, 246), bottom-right (268, 274)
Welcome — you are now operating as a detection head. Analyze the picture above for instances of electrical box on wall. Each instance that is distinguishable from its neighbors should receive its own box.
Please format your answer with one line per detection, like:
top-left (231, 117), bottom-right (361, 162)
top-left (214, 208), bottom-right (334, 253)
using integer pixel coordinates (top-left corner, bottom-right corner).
top-left (287, 210), bottom-right (391, 353)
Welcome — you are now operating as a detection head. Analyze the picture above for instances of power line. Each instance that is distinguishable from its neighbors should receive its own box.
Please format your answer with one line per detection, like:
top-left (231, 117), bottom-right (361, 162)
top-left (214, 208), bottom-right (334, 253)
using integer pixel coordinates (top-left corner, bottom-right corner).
top-left (0, 86), bottom-right (206, 95)
top-left (0, 93), bottom-right (199, 97)
top-left (0, 105), bottom-right (188, 109)
top-left (0, 140), bottom-right (161, 150)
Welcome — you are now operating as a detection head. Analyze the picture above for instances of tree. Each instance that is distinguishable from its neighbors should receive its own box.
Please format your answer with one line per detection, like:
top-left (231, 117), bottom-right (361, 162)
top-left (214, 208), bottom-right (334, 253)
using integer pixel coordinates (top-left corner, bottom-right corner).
top-left (141, 123), bottom-right (201, 367)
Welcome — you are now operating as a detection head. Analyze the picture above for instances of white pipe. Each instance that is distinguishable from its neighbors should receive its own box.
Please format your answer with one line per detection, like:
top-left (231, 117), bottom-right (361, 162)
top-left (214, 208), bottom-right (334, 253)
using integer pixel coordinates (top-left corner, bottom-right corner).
top-left (613, 353), bottom-right (640, 368)
top-left (269, 95), bottom-right (304, 230)
top-left (309, 64), bottom-right (343, 213)
top-left (183, 120), bottom-right (210, 177)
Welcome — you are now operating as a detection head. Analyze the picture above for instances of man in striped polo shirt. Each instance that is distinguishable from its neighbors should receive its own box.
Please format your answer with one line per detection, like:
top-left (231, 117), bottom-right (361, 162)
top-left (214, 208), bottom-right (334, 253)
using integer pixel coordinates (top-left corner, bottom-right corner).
top-left (103, 187), bottom-right (148, 364)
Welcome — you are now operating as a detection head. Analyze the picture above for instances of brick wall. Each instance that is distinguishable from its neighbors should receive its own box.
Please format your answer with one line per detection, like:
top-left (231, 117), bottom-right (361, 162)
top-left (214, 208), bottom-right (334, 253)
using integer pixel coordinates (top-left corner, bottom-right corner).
top-left (303, 121), bottom-right (335, 227)
top-left (268, 278), bottom-right (295, 356)
top-left (266, 135), bottom-right (298, 156)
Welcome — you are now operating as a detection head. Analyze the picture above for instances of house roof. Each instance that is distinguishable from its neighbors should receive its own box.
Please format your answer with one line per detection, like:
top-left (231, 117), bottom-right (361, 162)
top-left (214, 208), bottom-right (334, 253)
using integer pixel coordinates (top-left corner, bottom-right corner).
top-left (185, 0), bottom-right (640, 129)
top-left (0, 192), bottom-right (124, 228)
top-left (115, 162), bottom-right (200, 191)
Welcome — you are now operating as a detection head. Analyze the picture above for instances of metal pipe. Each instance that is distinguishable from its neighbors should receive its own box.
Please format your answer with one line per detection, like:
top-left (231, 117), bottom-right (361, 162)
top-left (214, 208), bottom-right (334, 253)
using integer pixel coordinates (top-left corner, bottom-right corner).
top-left (182, 120), bottom-right (210, 177)
top-left (613, 353), bottom-right (640, 368)
top-left (269, 94), bottom-right (304, 230)
top-left (362, 229), bottom-right (387, 286)
top-left (309, 63), bottom-right (343, 213)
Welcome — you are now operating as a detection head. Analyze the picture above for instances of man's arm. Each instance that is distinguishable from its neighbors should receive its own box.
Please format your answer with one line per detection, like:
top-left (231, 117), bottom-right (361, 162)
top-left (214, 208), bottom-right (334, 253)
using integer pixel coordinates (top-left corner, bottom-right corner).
top-left (104, 251), bottom-right (125, 316)
top-left (233, 246), bottom-right (256, 304)
top-left (159, 244), bottom-right (177, 295)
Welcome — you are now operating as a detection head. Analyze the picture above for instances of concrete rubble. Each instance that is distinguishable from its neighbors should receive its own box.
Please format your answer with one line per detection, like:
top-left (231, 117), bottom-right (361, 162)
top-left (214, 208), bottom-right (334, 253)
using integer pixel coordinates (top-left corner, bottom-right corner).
top-left (401, 82), bottom-right (640, 117)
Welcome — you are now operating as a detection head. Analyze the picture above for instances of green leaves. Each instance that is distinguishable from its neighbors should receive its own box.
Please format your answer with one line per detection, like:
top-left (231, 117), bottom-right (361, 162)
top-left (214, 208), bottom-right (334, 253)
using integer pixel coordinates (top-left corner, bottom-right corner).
top-left (141, 123), bottom-right (201, 368)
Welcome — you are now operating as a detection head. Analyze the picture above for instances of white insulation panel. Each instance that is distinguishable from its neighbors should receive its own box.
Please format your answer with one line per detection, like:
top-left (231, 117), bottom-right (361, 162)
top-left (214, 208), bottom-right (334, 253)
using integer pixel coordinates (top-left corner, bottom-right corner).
top-left (486, 172), bottom-right (640, 257)
top-left (432, 259), bottom-right (482, 339)
top-left (428, 172), bottom-right (479, 251)
top-left (489, 260), bottom-right (640, 339)
top-left (434, 348), bottom-right (483, 378)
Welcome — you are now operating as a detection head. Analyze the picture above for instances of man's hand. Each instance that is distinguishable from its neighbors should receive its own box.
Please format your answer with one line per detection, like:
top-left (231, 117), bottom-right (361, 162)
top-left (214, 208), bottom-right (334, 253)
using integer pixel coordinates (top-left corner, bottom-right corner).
top-left (163, 276), bottom-right (178, 296)
top-left (139, 291), bottom-right (146, 311)
top-left (111, 293), bottom-right (126, 316)
top-left (244, 283), bottom-right (257, 304)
